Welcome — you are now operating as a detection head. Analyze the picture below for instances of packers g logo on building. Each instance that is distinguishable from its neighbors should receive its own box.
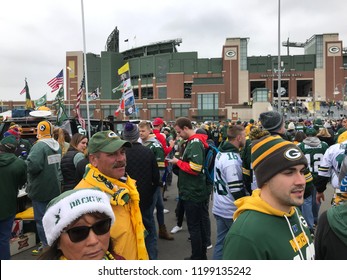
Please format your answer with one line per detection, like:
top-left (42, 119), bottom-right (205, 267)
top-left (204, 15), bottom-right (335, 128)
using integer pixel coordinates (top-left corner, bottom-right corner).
top-left (225, 50), bottom-right (236, 58)
top-left (284, 148), bottom-right (302, 161)
top-left (328, 46), bottom-right (340, 54)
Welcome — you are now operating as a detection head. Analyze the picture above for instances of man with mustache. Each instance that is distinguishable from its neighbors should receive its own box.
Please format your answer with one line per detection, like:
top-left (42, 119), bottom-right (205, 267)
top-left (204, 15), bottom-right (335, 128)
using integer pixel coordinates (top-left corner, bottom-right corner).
top-left (222, 135), bottom-right (315, 260)
top-left (74, 130), bottom-right (148, 260)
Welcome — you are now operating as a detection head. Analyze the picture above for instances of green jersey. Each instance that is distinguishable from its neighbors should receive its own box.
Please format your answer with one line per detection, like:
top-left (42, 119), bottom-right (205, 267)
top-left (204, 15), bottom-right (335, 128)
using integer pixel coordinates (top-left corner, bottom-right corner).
top-left (297, 137), bottom-right (329, 180)
top-left (177, 135), bottom-right (209, 202)
top-left (143, 137), bottom-right (165, 170)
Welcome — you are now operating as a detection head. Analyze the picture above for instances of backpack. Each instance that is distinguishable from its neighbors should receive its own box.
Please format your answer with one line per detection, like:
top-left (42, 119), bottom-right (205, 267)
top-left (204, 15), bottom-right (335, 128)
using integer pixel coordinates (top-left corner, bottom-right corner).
top-left (204, 142), bottom-right (219, 185)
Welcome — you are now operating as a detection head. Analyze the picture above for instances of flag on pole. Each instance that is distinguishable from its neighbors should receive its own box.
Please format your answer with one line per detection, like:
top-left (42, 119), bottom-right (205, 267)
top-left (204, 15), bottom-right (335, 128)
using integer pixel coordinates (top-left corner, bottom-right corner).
top-left (88, 87), bottom-right (100, 100)
top-left (112, 83), bottom-right (124, 93)
top-left (116, 62), bottom-right (136, 116)
top-left (19, 87), bottom-right (26, 95)
top-left (54, 88), bottom-right (68, 126)
top-left (114, 97), bottom-right (125, 117)
top-left (47, 69), bottom-right (64, 92)
top-left (117, 62), bottom-right (130, 75)
top-left (23, 79), bottom-right (34, 110)
top-left (75, 76), bottom-right (86, 129)
top-left (34, 94), bottom-right (47, 108)
top-left (123, 89), bottom-right (135, 116)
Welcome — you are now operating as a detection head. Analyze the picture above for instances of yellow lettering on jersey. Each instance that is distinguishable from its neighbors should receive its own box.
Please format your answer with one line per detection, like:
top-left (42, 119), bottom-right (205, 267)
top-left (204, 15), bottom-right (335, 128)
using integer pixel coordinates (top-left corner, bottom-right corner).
top-left (289, 232), bottom-right (308, 252)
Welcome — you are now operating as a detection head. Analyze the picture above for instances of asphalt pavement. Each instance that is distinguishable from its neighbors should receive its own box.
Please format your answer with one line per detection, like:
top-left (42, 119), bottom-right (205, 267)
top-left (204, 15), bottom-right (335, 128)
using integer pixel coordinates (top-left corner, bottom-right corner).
top-left (10, 174), bottom-right (334, 260)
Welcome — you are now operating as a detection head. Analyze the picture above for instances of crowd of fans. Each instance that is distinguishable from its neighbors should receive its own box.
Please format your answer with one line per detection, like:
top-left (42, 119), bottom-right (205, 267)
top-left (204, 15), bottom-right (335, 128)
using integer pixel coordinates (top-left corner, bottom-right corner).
top-left (1, 112), bottom-right (347, 260)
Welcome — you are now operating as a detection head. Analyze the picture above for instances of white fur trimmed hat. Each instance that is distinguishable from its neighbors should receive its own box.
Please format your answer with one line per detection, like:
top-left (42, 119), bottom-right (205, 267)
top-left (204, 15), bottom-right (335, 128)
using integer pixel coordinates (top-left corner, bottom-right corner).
top-left (42, 188), bottom-right (115, 246)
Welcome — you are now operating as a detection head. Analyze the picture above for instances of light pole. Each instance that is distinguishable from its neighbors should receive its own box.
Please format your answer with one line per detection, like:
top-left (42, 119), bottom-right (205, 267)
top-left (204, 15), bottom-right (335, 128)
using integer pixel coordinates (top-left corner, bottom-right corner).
top-left (334, 83), bottom-right (347, 113)
top-left (277, 0), bottom-right (281, 113)
top-left (270, 57), bottom-right (276, 106)
top-left (67, 66), bottom-right (72, 117)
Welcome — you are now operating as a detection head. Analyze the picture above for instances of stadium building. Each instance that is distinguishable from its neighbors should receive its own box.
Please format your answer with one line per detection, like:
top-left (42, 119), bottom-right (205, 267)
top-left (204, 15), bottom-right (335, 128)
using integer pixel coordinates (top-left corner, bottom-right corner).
top-left (5, 29), bottom-right (347, 122)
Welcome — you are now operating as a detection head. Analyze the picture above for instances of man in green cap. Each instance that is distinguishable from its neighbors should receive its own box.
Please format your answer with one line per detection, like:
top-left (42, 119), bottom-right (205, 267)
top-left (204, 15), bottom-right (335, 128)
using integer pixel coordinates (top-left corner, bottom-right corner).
top-left (75, 130), bottom-right (149, 260)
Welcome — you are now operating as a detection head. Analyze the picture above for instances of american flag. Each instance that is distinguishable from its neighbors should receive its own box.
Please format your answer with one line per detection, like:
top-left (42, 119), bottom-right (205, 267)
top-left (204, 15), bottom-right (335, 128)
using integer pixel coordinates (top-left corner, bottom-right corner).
top-left (47, 69), bottom-right (64, 92)
top-left (19, 87), bottom-right (26, 95)
top-left (75, 76), bottom-right (86, 129)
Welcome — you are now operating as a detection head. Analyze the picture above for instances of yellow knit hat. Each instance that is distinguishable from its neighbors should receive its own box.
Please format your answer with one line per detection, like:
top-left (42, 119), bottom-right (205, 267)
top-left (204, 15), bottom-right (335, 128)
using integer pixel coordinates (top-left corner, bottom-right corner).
top-left (37, 120), bottom-right (53, 139)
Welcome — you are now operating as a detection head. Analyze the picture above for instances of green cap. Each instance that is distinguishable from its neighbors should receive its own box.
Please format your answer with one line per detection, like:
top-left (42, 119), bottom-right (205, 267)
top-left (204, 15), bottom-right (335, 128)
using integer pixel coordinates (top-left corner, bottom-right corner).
top-left (314, 118), bottom-right (323, 126)
top-left (305, 127), bottom-right (317, 136)
top-left (0, 135), bottom-right (18, 153)
top-left (88, 130), bottom-right (131, 154)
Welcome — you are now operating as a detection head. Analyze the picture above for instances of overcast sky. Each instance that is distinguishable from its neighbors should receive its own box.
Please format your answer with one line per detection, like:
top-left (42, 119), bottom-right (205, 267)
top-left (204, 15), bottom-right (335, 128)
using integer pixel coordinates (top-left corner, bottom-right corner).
top-left (0, 0), bottom-right (346, 102)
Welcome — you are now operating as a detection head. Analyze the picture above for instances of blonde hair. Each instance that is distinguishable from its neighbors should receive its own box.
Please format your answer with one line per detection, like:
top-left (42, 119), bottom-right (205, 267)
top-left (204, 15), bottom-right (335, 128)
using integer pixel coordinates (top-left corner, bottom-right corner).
top-left (317, 127), bottom-right (331, 138)
top-left (138, 120), bottom-right (152, 131)
top-left (53, 128), bottom-right (68, 155)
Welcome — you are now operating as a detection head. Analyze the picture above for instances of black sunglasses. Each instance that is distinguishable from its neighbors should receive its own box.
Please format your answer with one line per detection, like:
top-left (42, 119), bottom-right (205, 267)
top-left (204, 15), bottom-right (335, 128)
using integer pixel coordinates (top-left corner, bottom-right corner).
top-left (63, 218), bottom-right (111, 243)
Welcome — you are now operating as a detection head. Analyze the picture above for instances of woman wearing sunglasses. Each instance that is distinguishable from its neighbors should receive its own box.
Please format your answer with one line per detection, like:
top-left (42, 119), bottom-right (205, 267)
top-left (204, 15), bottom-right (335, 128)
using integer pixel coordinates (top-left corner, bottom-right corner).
top-left (40, 188), bottom-right (123, 260)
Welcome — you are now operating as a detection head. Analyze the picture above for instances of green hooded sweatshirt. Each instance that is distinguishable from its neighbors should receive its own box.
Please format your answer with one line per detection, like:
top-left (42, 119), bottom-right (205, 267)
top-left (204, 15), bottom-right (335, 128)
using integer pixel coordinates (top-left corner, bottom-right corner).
top-left (222, 189), bottom-right (314, 260)
top-left (327, 204), bottom-right (347, 246)
top-left (0, 152), bottom-right (27, 220)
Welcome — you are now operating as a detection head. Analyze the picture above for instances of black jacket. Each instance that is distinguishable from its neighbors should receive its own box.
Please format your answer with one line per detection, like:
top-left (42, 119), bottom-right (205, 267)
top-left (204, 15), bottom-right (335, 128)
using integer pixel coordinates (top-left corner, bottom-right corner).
top-left (61, 148), bottom-right (80, 192)
top-left (76, 157), bottom-right (89, 182)
top-left (315, 210), bottom-right (347, 259)
top-left (125, 142), bottom-right (160, 210)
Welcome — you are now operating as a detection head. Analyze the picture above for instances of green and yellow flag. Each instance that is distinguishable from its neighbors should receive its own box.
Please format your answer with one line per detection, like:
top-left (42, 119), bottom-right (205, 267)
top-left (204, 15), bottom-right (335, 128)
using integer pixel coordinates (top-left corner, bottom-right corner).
top-left (24, 79), bottom-right (34, 109)
top-left (34, 94), bottom-right (47, 108)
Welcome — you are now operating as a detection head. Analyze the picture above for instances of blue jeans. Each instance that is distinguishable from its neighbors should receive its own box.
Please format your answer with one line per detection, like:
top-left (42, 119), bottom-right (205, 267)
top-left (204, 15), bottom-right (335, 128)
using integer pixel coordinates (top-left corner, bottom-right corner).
top-left (32, 200), bottom-right (49, 247)
top-left (153, 187), bottom-right (165, 226)
top-left (213, 214), bottom-right (233, 260)
top-left (300, 194), bottom-right (314, 230)
top-left (142, 198), bottom-right (158, 260)
top-left (311, 187), bottom-right (320, 225)
top-left (183, 200), bottom-right (208, 260)
top-left (0, 215), bottom-right (15, 260)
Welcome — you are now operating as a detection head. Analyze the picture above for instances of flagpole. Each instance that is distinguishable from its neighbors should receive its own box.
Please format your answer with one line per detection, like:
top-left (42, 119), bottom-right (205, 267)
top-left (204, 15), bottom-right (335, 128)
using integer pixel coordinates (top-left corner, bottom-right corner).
top-left (123, 97), bottom-right (126, 120)
top-left (66, 66), bottom-right (72, 117)
top-left (127, 66), bottom-right (137, 119)
top-left (81, 0), bottom-right (91, 138)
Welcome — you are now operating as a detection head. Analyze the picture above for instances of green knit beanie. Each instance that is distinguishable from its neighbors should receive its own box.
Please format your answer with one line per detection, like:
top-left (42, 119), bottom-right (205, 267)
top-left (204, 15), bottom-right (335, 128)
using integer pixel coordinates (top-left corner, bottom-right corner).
top-left (251, 135), bottom-right (307, 187)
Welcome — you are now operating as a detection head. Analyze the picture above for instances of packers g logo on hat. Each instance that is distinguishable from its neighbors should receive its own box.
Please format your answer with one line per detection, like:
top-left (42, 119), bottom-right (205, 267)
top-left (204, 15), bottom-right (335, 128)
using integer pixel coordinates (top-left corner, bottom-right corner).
top-left (284, 148), bottom-right (303, 161)
top-left (39, 124), bottom-right (47, 131)
top-left (37, 120), bottom-right (53, 139)
top-left (251, 135), bottom-right (308, 187)
top-left (108, 131), bottom-right (118, 138)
